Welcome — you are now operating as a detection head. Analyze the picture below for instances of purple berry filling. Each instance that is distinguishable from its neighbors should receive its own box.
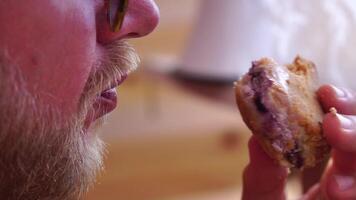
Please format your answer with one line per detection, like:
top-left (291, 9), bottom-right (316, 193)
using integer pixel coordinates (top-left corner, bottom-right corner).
top-left (248, 64), bottom-right (304, 168)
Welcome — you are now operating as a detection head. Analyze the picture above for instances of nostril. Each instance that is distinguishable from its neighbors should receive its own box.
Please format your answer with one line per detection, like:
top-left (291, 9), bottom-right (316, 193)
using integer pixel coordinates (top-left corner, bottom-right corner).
top-left (96, 0), bottom-right (160, 44)
top-left (127, 32), bottom-right (140, 38)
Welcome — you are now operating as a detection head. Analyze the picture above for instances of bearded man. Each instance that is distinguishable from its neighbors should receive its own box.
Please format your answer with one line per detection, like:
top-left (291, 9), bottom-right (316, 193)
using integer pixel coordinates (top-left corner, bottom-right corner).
top-left (0, 0), bottom-right (159, 199)
top-left (3, 1), bottom-right (356, 200)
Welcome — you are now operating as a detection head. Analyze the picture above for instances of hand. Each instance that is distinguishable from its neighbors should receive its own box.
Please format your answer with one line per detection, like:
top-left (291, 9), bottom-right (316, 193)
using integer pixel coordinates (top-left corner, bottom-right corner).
top-left (242, 85), bottom-right (356, 200)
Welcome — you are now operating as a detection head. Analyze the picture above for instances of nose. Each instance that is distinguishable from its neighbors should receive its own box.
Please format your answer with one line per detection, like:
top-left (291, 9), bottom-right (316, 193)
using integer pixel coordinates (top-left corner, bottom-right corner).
top-left (97, 0), bottom-right (160, 44)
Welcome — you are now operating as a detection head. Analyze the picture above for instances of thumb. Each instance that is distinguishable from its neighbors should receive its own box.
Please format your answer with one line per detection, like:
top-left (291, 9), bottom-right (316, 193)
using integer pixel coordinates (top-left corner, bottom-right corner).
top-left (301, 184), bottom-right (321, 200)
top-left (242, 136), bottom-right (288, 200)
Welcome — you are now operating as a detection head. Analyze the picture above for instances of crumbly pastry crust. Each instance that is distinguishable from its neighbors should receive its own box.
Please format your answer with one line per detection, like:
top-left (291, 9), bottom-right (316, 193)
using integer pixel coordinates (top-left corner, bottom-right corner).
top-left (235, 56), bottom-right (330, 169)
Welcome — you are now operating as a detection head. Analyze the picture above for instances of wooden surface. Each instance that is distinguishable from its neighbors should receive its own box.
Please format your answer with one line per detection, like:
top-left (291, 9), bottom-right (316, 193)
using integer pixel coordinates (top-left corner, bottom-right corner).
top-left (84, 71), bottom-right (304, 199)
top-left (85, 71), bottom-right (251, 200)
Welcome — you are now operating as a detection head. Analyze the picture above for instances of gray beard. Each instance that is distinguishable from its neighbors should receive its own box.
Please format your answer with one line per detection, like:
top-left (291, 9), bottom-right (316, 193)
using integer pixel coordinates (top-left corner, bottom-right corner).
top-left (0, 40), bottom-right (138, 200)
top-left (0, 58), bottom-right (104, 200)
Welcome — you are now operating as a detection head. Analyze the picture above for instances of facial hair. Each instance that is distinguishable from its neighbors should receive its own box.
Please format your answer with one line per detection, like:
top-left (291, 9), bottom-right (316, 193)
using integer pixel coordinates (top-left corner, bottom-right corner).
top-left (0, 40), bottom-right (139, 200)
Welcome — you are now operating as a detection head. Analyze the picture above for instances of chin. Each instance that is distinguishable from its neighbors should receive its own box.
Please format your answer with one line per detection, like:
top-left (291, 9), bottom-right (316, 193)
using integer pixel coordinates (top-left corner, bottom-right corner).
top-left (0, 68), bottom-right (105, 199)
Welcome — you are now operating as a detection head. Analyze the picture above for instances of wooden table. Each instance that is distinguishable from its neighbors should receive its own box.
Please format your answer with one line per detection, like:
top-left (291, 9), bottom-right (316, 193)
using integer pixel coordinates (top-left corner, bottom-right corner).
top-left (85, 70), bottom-right (304, 200)
top-left (85, 70), bottom-right (250, 199)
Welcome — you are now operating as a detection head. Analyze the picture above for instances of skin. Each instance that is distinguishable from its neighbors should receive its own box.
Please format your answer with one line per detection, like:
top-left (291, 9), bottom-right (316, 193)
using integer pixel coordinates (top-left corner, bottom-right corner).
top-left (0, 0), bottom-right (159, 118)
top-left (242, 85), bottom-right (356, 200)
top-left (3, 1), bottom-right (352, 199)
top-left (0, 1), bottom-right (159, 198)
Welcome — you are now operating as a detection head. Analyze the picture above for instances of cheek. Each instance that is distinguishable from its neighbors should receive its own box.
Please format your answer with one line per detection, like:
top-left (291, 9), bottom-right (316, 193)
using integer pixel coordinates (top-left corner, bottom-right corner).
top-left (0, 0), bottom-right (98, 116)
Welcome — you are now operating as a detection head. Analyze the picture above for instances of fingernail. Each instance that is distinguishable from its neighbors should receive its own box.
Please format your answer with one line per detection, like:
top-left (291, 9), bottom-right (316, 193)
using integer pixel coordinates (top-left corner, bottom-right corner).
top-left (331, 86), bottom-right (347, 98)
top-left (334, 174), bottom-right (355, 191)
top-left (336, 114), bottom-right (355, 130)
top-left (331, 86), bottom-right (353, 98)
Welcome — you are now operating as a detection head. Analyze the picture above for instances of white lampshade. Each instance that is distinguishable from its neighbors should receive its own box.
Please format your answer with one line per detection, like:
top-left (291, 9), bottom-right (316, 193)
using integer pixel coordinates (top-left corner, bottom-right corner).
top-left (179, 0), bottom-right (356, 89)
top-left (179, 0), bottom-right (274, 81)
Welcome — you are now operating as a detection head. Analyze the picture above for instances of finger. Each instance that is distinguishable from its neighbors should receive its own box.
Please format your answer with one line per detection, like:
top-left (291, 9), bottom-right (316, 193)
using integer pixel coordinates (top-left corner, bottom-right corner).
top-left (302, 159), bottom-right (328, 193)
top-left (332, 150), bottom-right (356, 174)
top-left (323, 113), bottom-right (356, 153)
top-left (318, 100), bottom-right (356, 200)
top-left (242, 136), bottom-right (288, 200)
top-left (301, 184), bottom-right (321, 200)
top-left (317, 85), bottom-right (356, 115)
top-left (321, 164), bottom-right (356, 200)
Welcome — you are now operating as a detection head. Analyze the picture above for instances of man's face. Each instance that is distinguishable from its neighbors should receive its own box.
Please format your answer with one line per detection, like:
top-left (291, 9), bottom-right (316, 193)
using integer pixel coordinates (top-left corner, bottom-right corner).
top-left (0, 0), bottom-right (159, 199)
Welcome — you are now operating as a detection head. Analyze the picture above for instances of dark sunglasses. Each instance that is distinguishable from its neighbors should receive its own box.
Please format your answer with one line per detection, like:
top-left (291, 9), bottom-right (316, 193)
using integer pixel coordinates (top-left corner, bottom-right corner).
top-left (107, 0), bottom-right (129, 32)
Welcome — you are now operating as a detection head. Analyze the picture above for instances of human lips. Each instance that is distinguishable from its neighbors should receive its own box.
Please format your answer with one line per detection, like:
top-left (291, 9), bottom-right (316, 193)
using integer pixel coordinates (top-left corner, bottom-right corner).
top-left (83, 40), bottom-right (139, 127)
top-left (92, 75), bottom-right (127, 121)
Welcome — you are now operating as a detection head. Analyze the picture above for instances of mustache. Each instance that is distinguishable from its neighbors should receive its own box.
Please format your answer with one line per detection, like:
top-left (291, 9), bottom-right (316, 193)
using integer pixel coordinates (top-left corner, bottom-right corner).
top-left (81, 40), bottom-right (139, 104)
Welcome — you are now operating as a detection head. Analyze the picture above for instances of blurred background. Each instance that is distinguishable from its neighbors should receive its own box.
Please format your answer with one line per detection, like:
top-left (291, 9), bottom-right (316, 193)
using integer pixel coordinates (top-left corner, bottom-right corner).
top-left (86, 0), bottom-right (356, 199)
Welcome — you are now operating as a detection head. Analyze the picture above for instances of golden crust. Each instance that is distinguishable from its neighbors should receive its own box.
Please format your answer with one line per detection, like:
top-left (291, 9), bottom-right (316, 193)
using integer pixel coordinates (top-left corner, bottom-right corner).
top-left (235, 56), bottom-right (330, 169)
